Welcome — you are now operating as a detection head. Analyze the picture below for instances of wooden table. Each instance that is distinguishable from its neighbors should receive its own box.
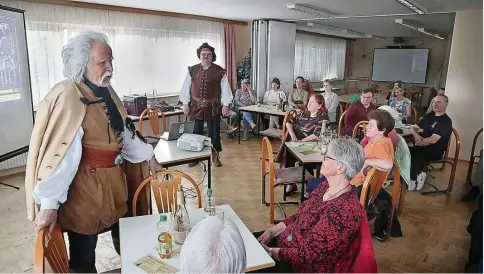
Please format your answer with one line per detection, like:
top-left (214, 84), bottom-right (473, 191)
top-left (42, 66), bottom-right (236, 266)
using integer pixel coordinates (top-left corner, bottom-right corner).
top-left (153, 139), bottom-right (212, 188)
top-left (339, 91), bottom-right (389, 106)
top-left (119, 205), bottom-right (275, 273)
top-left (238, 105), bottom-right (287, 144)
top-left (128, 109), bottom-right (184, 123)
top-left (284, 142), bottom-right (323, 201)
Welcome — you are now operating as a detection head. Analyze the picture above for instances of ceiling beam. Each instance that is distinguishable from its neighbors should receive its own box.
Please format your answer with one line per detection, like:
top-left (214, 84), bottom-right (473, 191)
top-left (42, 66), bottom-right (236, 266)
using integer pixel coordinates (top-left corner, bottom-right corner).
top-left (20, 0), bottom-right (248, 26)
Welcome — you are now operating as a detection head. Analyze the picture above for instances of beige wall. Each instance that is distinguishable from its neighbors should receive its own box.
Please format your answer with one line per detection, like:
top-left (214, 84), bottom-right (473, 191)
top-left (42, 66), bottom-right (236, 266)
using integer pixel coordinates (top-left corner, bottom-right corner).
top-left (445, 9), bottom-right (483, 160)
top-left (350, 37), bottom-right (452, 87)
top-left (235, 23), bottom-right (252, 63)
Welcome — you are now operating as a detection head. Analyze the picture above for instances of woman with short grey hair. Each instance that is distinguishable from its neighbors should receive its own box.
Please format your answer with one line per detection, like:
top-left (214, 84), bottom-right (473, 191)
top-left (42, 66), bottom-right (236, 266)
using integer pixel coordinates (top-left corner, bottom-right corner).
top-left (255, 138), bottom-right (367, 273)
top-left (179, 216), bottom-right (247, 273)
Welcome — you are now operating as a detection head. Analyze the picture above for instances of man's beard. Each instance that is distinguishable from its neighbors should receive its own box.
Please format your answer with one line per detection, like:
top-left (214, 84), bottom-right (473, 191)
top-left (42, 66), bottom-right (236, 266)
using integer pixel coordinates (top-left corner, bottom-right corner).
top-left (98, 71), bottom-right (112, 87)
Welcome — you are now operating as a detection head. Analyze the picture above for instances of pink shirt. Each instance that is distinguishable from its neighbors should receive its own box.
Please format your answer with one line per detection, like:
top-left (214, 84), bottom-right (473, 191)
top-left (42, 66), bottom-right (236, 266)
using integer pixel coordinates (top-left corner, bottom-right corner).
top-left (360, 128), bottom-right (398, 150)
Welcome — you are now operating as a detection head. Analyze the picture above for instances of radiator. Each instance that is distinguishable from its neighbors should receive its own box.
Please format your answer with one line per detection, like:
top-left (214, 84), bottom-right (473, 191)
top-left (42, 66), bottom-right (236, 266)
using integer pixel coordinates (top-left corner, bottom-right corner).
top-left (0, 152), bottom-right (27, 170)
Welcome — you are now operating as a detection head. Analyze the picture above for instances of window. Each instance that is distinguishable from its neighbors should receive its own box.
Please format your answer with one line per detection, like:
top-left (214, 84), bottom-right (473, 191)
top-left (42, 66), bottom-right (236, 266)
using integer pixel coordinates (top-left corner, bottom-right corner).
top-left (4, 0), bottom-right (224, 106)
top-left (294, 33), bottom-right (346, 81)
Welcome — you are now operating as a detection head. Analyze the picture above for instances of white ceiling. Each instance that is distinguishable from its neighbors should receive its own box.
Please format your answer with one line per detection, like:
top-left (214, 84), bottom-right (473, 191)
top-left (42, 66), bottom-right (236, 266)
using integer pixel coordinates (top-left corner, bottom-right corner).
top-left (70, 0), bottom-right (482, 38)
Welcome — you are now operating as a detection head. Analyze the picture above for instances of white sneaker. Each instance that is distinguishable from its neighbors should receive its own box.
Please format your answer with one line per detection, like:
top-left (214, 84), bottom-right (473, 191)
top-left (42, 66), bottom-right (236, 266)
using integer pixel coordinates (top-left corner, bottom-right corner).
top-left (407, 180), bottom-right (416, 191)
top-left (416, 172), bottom-right (427, 191)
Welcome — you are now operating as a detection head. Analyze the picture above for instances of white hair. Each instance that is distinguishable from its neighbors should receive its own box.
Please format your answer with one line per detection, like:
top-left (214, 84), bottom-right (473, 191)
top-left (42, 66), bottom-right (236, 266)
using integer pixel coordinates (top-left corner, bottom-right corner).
top-left (378, 105), bottom-right (400, 121)
top-left (61, 31), bottom-right (109, 83)
top-left (328, 138), bottom-right (365, 180)
top-left (179, 217), bottom-right (246, 273)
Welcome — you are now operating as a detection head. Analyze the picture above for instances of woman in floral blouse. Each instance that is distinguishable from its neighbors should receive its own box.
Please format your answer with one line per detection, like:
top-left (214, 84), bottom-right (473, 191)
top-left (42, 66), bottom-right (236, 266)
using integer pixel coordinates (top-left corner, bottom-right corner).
top-left (255, 138), bottom-right (367, 273)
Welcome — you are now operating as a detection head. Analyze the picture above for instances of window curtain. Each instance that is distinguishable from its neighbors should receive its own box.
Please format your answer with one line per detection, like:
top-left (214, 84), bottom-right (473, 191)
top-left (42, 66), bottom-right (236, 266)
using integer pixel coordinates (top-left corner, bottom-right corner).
top-left (294, 33), bottom-right (346, 81)
top-left (0, 0), bottom-right (225, 106)
top-left (223, 23), bottom-right (237, 91)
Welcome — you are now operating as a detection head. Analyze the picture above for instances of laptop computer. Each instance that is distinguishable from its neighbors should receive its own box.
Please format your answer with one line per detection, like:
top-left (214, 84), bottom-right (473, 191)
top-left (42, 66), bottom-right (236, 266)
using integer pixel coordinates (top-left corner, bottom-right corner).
top-left (161, 121), bottom-right (195, 141)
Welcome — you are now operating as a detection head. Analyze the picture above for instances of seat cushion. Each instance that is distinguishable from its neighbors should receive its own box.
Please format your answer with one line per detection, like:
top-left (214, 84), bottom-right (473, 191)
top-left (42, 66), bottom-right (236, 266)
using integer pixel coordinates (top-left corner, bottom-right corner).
top-left (260, 128), bottom-right (282, 138)
top-left (275, 166), bottom-right (314, 184)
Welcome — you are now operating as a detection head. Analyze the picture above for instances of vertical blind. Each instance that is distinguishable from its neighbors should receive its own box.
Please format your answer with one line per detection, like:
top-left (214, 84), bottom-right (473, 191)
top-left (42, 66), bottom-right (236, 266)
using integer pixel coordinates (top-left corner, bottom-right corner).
top-left (0, 0), bottom-right (225, 106)
top-left (294, 32), bottom-right (346, 81)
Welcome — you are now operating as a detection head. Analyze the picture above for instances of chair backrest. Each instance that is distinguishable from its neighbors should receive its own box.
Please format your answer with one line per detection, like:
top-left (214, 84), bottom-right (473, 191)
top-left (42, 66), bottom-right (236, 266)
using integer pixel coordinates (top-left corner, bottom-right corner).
top-left (261, 137), bottom-right (277, 224)
top-left (138, 107), bottom-right (167, 135)
top-left (409, 106), bottom-right (419, 124)
top-left (470, 128), bottom-right (483, 161)
top-left (338, 110), bottom-right (348, 136)
top-left (281, 109), bottom-right (297, 138)
top-left (34, 225), bottom-right (69, 273)
top-left (132, 170), bottom-right (202, 215)
top-left (337, 103), bottom-right (344, 121)
top-left (445, 128), bottom-right (461, 192)
top-left (466, 128), bottom-right (483, 183)
top-left (352, 120), bottom-right (368, 139)
top-left (350, 87), bottom-right (361, 94)
top-left (359, 168), bottom-right (391, 208)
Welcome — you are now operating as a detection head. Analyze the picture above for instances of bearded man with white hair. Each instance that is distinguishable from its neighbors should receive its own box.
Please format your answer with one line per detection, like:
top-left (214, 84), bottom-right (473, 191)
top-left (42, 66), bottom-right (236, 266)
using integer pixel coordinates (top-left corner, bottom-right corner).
top-left (25, 31), bottom-right (162, 272)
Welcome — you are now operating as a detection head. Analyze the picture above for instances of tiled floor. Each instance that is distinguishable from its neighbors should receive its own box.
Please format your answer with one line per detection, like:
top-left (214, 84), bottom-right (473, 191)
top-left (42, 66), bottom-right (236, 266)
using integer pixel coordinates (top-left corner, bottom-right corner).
top-left (0, 136), bottom-right (477, 272)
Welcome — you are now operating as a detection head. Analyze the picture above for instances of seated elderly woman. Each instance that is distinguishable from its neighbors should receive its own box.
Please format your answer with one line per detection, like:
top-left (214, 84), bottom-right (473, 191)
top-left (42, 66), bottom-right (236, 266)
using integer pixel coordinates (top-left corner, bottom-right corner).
top-left (227, 79), bottom-right (257, 140)
top-left (350, 109), bottom-right (395, 187)
top-left (254, 138), bottom-right (366, 273)
top-left (360, 105), bottom-right (400, 150)
top-left (179, 216), bottom-right (246, 273)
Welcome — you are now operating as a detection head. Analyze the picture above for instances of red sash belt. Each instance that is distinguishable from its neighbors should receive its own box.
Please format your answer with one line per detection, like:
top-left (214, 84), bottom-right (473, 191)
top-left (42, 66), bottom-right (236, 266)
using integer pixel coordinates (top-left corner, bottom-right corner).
top-left (80, 146), bottom-right (119, 169)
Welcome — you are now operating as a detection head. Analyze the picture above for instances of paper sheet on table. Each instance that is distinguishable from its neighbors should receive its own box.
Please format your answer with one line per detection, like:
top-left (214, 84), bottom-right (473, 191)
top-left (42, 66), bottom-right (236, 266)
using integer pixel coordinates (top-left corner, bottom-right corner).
top-left (133, 254), bottom-right (178, 273)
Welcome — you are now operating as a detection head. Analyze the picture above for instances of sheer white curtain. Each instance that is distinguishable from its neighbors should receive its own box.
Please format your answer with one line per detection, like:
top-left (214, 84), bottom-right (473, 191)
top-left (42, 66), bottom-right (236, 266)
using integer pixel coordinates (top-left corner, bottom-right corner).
top-left (1, 0), bottom-right (224, 106)
top-left (294, 33), bottom-right (346, 81)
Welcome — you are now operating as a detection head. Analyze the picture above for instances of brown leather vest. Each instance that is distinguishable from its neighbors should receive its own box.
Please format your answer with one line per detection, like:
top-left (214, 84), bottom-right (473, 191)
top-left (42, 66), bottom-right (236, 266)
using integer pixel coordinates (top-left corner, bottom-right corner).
top-left (58, 82), bottom-right (128, 234)
top-left (188, 63), bottom-right (225, 120)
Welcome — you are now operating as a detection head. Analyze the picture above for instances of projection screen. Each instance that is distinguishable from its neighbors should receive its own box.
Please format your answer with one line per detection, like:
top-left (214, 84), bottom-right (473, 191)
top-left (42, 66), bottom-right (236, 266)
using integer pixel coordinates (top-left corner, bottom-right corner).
top-left (0, 5), bottom-right (34, 161)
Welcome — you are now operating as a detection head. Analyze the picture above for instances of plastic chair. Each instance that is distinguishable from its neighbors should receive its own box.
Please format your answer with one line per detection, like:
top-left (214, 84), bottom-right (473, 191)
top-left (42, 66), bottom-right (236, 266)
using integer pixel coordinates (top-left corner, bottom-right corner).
top-left (138, 107), bottom-right (167, 136)
top-left (261, 137), bottom-right (313, 224)
top-left (422, 128), bottom-right (461, 195)
top-left (132, 170), bottom-right (202, 215)
top-left (34, 225), bottom-right (69, 273)
top-left (466, 128), bottom-right (483, 185)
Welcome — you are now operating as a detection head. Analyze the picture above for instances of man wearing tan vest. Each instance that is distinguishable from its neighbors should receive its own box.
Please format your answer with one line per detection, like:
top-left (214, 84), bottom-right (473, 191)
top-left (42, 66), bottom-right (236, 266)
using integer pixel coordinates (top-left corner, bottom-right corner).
top-left (180, 43), bottom-right (233, 167)
top-left (25, 31), bottom-right (162, 272)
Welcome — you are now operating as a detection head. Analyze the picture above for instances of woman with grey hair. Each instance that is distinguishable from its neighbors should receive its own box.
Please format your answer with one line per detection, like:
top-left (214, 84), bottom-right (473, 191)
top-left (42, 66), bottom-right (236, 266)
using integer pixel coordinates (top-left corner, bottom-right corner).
top-left (227, 79), bottom-right (257, 140)
top-left (179, 216), bottom-right (247, 273)
top-left (255, 138), bottom-right (367, 273)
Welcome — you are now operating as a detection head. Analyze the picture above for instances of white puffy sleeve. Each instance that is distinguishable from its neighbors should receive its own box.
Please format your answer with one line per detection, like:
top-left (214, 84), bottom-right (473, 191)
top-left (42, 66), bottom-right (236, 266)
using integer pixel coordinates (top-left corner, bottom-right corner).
top-left (32, 127), bottom-right (83, 210)
top-left (122, 126), bottom-right (154, 163)
top-left (180, 72), bottom-right (192, 105)
top-left (221, 75), bottom-right (234, 106)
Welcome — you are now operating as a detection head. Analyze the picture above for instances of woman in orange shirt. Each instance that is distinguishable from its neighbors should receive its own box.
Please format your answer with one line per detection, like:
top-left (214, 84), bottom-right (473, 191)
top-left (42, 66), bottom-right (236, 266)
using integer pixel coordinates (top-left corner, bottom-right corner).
top-left (351, 109), bottom-right (395, 187)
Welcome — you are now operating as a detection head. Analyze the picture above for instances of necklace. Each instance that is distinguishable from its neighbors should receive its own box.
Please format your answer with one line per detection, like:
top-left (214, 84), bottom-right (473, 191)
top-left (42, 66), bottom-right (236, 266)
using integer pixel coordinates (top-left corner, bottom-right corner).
top-left (323, 185), bottom-right (351, 202)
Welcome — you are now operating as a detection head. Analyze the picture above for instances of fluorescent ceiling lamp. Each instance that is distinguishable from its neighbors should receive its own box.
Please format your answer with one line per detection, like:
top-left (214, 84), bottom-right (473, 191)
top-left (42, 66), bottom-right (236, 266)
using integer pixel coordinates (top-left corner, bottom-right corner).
top-left (306, 22), bottom-right (340, 31)
top-left (286, 3), bottom-right (335, 18)
top-left (394, 0), bottom-right (427, 14)
top-left (365, 34), bottom-right (385, 40)
top-left (342, 29), bottom-right (365, 36)
top-left (394, 18), bottom-right (419, 30)
top-left (418, 28), bottom-right (445, 39)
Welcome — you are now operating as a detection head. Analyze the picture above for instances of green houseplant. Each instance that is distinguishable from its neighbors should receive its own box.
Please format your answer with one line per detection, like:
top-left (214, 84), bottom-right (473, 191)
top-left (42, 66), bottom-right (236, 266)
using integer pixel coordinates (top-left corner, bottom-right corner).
top-left (236, 49), bottom-right (251, 87)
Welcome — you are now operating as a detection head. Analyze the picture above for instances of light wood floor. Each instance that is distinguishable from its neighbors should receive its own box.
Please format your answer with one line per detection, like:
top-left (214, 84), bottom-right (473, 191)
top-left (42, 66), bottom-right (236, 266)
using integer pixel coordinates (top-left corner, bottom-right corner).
top-left (0, 136), bottom-right (477, 273)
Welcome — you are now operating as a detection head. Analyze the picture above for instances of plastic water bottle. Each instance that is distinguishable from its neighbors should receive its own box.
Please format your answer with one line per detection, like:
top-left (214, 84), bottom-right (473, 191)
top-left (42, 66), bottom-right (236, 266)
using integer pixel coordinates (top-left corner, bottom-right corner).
top-left (157, 214), bottom-right (173, 259)
top-left (204, 188), bottom-right (216, 217)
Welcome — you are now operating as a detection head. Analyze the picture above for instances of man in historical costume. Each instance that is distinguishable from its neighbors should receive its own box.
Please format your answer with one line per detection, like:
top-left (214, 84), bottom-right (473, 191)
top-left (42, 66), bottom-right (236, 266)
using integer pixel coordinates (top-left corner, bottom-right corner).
top-left (25, 31), bottom-right (162, 272)
top-left (180, 43), bottom-right (233, 167)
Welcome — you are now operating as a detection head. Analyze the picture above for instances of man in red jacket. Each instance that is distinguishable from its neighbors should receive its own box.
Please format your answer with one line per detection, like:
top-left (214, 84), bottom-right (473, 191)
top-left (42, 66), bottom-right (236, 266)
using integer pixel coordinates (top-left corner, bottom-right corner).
top-left (344, 88), bottom-right (377, 136)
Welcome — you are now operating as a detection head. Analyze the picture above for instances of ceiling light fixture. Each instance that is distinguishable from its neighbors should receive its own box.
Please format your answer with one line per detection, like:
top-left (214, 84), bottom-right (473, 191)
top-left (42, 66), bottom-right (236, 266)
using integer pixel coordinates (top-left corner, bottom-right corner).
top-left (365, 34), bottom-right (386, 40)
top-left (394, 18), bottom-right (419, 30)
top-left (342, 29), bottom-right (365, 36)
top-left (286, 3), bottom-right (335, 18)
top-left (306, 22), bottom-right (340, 31)
top-left (394, 0), bottom-right (427, 14)
top-left (417, 28), bottom-right (445, 39)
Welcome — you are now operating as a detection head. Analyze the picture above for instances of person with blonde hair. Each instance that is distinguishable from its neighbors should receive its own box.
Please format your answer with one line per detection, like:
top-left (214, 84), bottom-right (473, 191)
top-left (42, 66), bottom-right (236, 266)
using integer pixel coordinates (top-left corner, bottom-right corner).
top-left (179, 217), bottom-right (247, 273)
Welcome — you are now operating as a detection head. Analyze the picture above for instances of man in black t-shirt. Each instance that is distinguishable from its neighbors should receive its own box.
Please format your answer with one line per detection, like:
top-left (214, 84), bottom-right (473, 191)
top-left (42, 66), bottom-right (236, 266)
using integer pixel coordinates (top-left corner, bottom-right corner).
top-left (408, 94), bottom-right (452, 191)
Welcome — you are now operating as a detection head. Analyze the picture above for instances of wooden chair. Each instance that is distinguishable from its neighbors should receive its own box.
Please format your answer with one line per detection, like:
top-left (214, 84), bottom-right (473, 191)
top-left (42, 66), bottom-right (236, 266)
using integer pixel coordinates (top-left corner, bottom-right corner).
top-left (422, 128), bottom-right (461, 195)
top-left (352, 120), bottom-right (368, 139)
top-left (261, 137), bottom-right (313, 224)
top-left (34, 225), bottom-right (69, 273)
top-left (408, 106), bottom-right (419, 125)
top-left (138, 107), bottom-right (167, 136)
top-left (338, 110), bottom-right (348, 136)
top-left (259, 109), bottom-right (297, 140)
top-left (466, 128), bottom-right (483, 185)
top-left (132, 170), bottom-right (202, 215)
top-left (336, 103), bottom-right (344, 122)
top-left (359, 165), bottom-right (396, 242)
top-left (350, 87), bottom-right (361, 94)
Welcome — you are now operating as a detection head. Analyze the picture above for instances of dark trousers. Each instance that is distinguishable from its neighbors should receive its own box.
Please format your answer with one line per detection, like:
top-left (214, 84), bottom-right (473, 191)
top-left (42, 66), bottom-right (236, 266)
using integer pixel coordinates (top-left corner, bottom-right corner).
top-left (248, 231), bottom-right (293, 273)
top-left (192, 116), bottom-right (222, 152)
top-left (67, 221), bottom-right (121, 273)
top-left (409, 146), bottom-right (443, 180)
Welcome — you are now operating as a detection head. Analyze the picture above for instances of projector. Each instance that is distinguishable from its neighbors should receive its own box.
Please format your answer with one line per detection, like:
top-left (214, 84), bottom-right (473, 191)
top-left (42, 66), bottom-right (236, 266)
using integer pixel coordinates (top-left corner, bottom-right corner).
top-left (177, 134), bottom-right (211, 152)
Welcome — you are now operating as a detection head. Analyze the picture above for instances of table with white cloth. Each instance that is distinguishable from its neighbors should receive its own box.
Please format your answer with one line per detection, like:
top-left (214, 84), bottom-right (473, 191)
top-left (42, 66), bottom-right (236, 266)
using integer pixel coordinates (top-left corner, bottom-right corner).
top-left (238, 104), bottom-right (287, 144)
top-left (119, 204), bottom-right (275, 273)
top-left (153, 139), bottom-right (212, 188)
top-left (284, 142), bottom-right (324, 202)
